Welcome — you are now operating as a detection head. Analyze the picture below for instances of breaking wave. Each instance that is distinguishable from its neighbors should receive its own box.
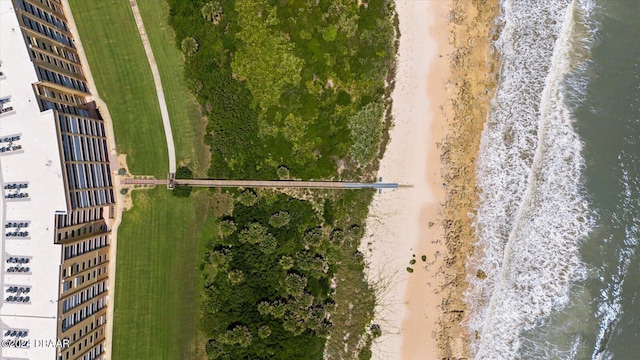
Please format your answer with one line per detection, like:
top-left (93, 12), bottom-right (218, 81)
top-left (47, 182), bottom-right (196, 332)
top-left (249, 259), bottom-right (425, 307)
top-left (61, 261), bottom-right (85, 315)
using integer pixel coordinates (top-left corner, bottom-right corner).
top-left (465, 0), bottom-right (597, 358)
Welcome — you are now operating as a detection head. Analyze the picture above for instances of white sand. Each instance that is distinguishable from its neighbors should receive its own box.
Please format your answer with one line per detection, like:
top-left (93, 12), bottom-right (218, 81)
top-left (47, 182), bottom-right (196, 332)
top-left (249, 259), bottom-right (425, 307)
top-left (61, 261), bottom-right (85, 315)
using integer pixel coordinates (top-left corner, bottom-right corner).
top-left (361, 1), bottom-right (452, 359)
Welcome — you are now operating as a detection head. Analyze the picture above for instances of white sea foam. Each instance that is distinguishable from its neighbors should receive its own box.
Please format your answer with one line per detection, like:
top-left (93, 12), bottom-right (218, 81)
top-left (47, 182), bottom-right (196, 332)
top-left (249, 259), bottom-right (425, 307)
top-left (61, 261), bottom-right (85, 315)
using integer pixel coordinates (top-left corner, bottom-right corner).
top-left (591, 158), bottom-right (640, 359)
top-left (465, 0), bottom-right (596, 358)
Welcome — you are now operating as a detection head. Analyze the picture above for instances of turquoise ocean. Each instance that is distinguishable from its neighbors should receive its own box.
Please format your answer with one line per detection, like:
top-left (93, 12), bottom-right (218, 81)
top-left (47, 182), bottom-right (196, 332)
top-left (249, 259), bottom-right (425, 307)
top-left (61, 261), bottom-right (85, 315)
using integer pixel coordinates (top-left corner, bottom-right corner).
top-left (464, 0), bottom-right (640, 358)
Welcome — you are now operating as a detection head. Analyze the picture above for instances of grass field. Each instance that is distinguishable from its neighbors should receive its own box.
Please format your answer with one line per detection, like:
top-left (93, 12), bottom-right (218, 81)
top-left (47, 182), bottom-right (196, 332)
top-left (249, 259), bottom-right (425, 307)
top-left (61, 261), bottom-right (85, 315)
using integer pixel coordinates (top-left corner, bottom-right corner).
top-left (136, 0), bottom-right (209, 175)
top-left (111, 189), bottom-right (210, 360)
top-left (68, 0), bottom-right (212, 358)
top-left (69, 0), bottom-right (167, 178)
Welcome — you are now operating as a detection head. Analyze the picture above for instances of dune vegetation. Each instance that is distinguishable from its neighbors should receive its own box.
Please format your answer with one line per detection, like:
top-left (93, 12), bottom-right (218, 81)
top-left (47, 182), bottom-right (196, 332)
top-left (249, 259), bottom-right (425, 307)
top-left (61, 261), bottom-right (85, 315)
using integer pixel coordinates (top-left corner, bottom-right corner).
top-left (166, 0), bottom-right (397, 358)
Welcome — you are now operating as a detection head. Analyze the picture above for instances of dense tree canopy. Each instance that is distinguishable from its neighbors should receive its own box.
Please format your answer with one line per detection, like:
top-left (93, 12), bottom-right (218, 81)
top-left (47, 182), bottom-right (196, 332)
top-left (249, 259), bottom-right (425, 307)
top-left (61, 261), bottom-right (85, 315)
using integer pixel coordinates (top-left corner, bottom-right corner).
top-left (168, 0), bottom-right (395, 179)
top-left (167, 0), bottom-right (396, 358)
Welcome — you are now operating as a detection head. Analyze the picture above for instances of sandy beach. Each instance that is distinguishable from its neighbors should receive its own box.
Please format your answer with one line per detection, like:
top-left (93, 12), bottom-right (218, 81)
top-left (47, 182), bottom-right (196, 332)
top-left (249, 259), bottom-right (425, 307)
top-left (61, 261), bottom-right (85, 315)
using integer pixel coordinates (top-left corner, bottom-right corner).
top-left (362, 0), bottom-right (498, 358)
top-left (361, 1), bottom-right (449, 359)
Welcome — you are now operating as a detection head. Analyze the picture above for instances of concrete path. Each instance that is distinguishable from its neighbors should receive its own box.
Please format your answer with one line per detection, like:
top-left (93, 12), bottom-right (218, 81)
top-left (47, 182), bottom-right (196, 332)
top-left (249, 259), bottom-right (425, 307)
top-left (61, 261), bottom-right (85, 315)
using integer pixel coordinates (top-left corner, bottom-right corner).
top-left (129, 0), bottom-right (177, 174)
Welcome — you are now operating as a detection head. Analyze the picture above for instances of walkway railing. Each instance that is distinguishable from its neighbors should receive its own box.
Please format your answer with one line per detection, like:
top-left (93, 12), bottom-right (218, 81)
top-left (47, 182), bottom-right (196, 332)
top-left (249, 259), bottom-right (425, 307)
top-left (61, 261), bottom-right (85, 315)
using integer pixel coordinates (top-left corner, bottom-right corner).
top-left (121, 178), bottom-right (404, 190)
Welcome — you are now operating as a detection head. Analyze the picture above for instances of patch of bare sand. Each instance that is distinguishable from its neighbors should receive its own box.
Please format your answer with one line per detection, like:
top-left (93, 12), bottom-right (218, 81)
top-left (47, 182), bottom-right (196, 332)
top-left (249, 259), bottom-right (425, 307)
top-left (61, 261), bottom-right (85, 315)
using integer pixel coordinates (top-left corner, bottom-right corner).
top-left (361, 1), bottom-right (446, 359)
top-left (362, 0), bottom-right (499, 359)
top-left (400, 0), bottom-right (451, 358)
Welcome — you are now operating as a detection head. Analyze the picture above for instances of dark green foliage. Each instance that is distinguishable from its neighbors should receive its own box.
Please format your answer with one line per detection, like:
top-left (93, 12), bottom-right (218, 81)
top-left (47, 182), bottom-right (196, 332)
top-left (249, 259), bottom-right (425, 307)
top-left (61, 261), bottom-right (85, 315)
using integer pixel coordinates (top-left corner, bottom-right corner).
top-left (219, 219), bottom-right (237, 237)
top-left (181, 36), bottom-right (199, 56)
top-left (359, 347), bottom-right (373, 360)
top-left (219, 325), bottom-right (252, 347)
top-left (336, 90), bottom-right (352, 106)
top-left (167, 0), bottom-right (395, 180)
top-left (283, 273), bottom-right (307, 297)
top-left (322, 198), bottom-right (335, 225)
top-left (237, 222), bottom-right (273, 245)
top-left (237, 189), bottom-right (257, 206)
top-left (258, 325), bottom-right (271, 339)
top-left (201, 1), bottom-right (223, 23)
top-left (276, 165), bottom-right (290, 179)
top-left (279, 255), bottom-right (294, 271)
top-left (172, 185), bottom-right (193, 197)
top-left (176, 165), bottom-right (194, 179)
top-left (269, 211), bottom-right (291, 228)
top-left (200, 193), bottom-right (331, 359)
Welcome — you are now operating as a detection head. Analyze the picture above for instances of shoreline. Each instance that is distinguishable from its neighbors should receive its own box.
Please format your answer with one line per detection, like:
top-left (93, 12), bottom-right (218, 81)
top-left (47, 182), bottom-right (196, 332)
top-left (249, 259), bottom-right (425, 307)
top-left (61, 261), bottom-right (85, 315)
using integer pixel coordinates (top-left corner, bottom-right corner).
top-left (363, 0), bottom-right (499, 358)
top-left (438, 0), bottom-right (499, 357)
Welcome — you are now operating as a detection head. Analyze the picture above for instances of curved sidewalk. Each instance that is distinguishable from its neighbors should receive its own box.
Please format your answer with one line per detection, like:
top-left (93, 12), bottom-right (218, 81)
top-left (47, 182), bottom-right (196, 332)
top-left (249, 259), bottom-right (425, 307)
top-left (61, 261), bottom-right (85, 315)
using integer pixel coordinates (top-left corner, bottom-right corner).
top-left (129, 0), bottom-right (177, 174)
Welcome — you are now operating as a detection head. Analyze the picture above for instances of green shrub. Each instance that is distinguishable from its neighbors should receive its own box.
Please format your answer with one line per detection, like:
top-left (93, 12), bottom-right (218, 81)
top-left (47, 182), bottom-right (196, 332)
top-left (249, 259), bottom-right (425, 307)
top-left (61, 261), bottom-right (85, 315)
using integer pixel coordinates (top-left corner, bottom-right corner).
top-left (279, 255), bottom-right (294, 271)
top-left (181, 37), bottom-right (198, 56)
top-left (370, 324), bottom-right (382, 338)
top-left (276, 165), bottom-right (290, 179)
top-left (238, 223), bottom-right (266, 244)
top-left (322, 24), bottom-right (338, 42)
top-left (336, 91), bottom-right (352, 106)
top-left (268, 211), bottom-right (290, 228)
top-left (227, 269), bottom-right (245, 285)
top-left (258, 234), bottom-right (277, 254)
top-left (176, 165), bottom-right (194, 179)
top-left (219, 220), bottom-right (237, 237)
top-left (219, 325), bottom-right (252, 347)
top-left (348, 102), bottom-right (385, 165)
top-left (257, 325), bottom-right (271, 339)
top-left (359, 347), bottom-right (373, 360)
top-left (172, 185), bottom-right (192, 197)
top-left (232, 0), bottom-right (304, 110)
top-left (237, 189), bottom-right (257, 206)
top-left (201, 1), bottom-right (222, 23)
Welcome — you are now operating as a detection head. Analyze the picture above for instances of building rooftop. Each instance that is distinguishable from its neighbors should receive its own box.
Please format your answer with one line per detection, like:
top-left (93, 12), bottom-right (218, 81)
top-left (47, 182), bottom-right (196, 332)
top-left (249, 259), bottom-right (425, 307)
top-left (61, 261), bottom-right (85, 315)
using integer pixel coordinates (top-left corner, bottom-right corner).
top-left (1, 0), bottom-right (68, 358)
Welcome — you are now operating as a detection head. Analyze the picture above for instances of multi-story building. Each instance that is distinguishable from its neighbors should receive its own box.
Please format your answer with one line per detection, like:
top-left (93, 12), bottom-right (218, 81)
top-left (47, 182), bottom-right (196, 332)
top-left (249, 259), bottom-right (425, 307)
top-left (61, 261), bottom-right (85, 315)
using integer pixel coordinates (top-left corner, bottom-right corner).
top-left (1, 0), bottom-right (116, 359)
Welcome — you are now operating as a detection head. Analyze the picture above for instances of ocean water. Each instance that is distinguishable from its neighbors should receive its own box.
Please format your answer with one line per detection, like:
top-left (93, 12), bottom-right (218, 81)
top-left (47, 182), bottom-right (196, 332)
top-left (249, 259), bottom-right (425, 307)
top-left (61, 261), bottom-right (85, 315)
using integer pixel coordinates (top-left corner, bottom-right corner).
top-left (465, 0), bottom-right (640, 358)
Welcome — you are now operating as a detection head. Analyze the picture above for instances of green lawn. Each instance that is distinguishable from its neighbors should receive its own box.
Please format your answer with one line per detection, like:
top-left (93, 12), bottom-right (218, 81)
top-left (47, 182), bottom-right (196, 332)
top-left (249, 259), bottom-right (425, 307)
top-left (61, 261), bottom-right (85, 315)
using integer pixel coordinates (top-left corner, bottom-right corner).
top-left (69, 0), bottom-right (168, 177)
top-left (136, 0), bottom-right (209, 175)
top-left (112, 189), bottom-right (210, 360)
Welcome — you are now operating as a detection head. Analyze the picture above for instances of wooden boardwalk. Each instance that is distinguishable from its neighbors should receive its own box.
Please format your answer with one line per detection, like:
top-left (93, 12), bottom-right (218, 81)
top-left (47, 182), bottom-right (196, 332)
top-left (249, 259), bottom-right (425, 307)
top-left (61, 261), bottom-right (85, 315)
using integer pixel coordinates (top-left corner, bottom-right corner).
top-left (121, 178), bottom-right (402, 190)
top-left (123, 178), bottom-right (169, 185)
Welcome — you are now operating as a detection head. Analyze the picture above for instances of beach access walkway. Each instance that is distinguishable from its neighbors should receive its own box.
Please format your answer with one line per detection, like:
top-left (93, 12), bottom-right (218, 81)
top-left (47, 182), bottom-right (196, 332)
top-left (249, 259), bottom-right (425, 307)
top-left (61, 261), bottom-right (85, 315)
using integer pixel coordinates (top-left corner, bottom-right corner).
top-left (122, 177), bottom-right (404, 190)
top-left (129, 0), bottom-right (177, 174)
